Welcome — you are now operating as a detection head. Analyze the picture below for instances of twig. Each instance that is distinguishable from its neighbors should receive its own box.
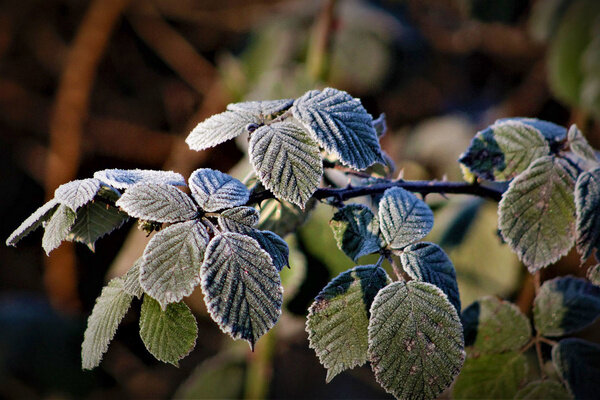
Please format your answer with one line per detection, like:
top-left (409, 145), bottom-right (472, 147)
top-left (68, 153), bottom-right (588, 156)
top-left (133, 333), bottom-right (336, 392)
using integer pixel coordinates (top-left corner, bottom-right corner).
top-left (248, 179), bottom-right (504, 206)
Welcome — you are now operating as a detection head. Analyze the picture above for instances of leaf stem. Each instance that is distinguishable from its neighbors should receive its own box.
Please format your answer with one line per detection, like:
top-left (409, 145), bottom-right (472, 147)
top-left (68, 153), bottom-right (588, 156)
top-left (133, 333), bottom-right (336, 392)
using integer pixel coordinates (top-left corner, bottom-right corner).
top-left (247, 179), bottom-right (504, 206)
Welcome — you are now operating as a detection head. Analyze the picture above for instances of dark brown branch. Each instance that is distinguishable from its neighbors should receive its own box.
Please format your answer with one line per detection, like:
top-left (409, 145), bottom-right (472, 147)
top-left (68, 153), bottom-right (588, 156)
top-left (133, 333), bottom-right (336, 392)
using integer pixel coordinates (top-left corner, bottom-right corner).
top-left (248, 180), bottom-right (504, 205)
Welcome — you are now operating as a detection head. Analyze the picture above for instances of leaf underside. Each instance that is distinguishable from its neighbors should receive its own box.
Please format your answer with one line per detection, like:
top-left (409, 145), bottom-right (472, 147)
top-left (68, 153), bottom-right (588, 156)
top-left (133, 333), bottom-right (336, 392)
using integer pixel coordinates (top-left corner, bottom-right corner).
top-left (94, 168), bottom-right (185, 189)
top-left (498, 156), bottom-right (577, 272)
top-left (249, 122), bottom-right (323, 208)
top-left (140, 220), bottom-right (209, 309)
top-left (368, 281), bottom-right (465, 400)
top-left (378, 187), bottom-right (434, 250)
top-left (68, 201), bottom-right (129, 251)
top-left (575, 167), bottom-right (600, 262)
top-left (201, 232), bottom-right (283, 348)
top-left (139, 295), bottom-right (198, 366)
top-left (330, 204), bottom-right (382, 261)
top-left (292, 87), bottom-right (383, 170)
top-left (306, 265), bottom-right (390, 382)
top-left (82, 278), bottom-right (133, 370)
top-left (189, 168), bottom-right (249, 212)
top-left (116, 183), bottom-right (198, 223)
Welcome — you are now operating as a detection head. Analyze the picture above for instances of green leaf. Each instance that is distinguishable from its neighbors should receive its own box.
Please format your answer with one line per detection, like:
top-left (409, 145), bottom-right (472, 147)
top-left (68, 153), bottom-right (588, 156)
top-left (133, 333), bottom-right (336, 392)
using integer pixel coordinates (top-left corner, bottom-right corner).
top-left (123, 258), bottom-right (144, 298)
top-left (116, 183), bottom-right (198, 223)
top-left (458, 119), bottom-right (551, 181)
top-left (54, 178), bottom-right (102, 211)
top-left (378, 187), bottom-right (434, 249)
top-left (399, 242), bottom-right (461, 311)
top-left (67, 201), bottom-right (129, 251)
top-left (497, 117), bottom-right (567, 141)
top-left (249, 122), bottom-right (323, 208)
top-left (498, 156), bottom-right (577, 272)
top-left (6, 199), bottom-right (59, 246)
top-left (306, 265), bottom-right (390, 382)
top-left (330, 204), bottom-right (383, 261)
top-left (552, 338), bottom-right (600, 400)
top-left (42, 204), bottom-right (76, 255)
top-left (533, 276), bottom-right (600, 336)
top-left (568, 124), bottom-right (597, 163)
top-left (575, 167), bottom-right (600, 262)
top-left (218, 206), bottom-right (260, 229)
top-left (452, 352), bottom-right (528, 399)
top-left (461, 296), bottom-right (531, 354)
top-left (140, 220), bottom-right (209, 309)
top-left (227, 98), bottom-right (293, 116)
top-left (201, 232), bottom-right (283, 348)
top-left (588, 264), bottom-right (600, 286)
top-left (189, 168), bottom-right (249, 212)
top-left (81, 278), bottom-right (133, 370)
top-left (514, 380), bottom-right (572, 400)
top-left (94, 168), bottom-right (185, 189)
top-left (368, 281), bottom-right (465, 400)
top-left (139, 295), bottom-right (198, 366)
top-left (185, 110), bottom-right (257, 151)
top-left (292, 87), bottom-right (384, 170)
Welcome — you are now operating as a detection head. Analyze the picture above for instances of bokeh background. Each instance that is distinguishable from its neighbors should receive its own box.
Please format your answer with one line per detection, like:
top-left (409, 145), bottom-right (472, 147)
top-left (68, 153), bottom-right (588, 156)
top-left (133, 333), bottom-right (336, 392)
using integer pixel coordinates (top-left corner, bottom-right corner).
top-left (1, 0), bottom-right (599, 398)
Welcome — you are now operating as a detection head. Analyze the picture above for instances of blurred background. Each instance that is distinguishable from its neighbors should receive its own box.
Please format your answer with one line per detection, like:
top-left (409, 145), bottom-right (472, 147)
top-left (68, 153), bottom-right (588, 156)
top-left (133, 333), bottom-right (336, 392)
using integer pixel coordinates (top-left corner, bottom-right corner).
top-left (1, 0), bottom-right (599, 398)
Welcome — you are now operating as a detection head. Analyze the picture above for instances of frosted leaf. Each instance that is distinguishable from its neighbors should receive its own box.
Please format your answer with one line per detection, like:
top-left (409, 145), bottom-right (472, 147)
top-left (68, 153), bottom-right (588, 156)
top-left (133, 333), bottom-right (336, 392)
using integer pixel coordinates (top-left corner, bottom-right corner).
top-left (330, 204), bottom-right (383, 261)
top-left (201, 232), bottom-right (282, 348)
top-left (378, 187), bottom-right (434, 249)
top-left (123, 258), bottom-right (144, 298)
top-left (227, 99), bottom-right (294, 116)
top-left (67, 201), bottom-right (129, 251)
top-left (552, 338), bottom-right (600, 400)
top-left (139, 295), bottom-right (198, 366)
top-left (6, 199), bottom-right (59, 246)
top-left (400, 242), bottom-right (461, 311)
top-left (189, 169), bottom-right (249, 212)
top-left (568, 124), bottom-right (597, 163)
top-left (368, 281), bottom-right (465, 400)
top-left (81, 278), bottom-right (133, 370)
top-left (218, 207), bottom-right (260, 230)
top-left (292, 87), bottom-right (384, 169)
top-left (498, 156), bottom-right (577, 272)
top-left (140, 220), bottom-right (209, 309)
top-left (116, 183), bottom-right (198, 223)
top-left (459, 119), bottom-right (551, 181)
top-left (533, 276), bottom-right (600, 336)
top-left (496, 117), bottom-right (567, 141)
top-left (249, 122), bottom-right (323, 208)
top-left (185, 110), bottom-right (257, 151)
top-left (94, 169), bottom-right (185, 189)
top-left (462, 296), bottom-right (531, 355)
top-left (306, 265), bottom-right (390, 382)
top-left (575, 167), bottom-right (600, 262)
top-left (42, 204), bottom-right (76, 255)
top-left (54, 178), bottom-right (102, 211)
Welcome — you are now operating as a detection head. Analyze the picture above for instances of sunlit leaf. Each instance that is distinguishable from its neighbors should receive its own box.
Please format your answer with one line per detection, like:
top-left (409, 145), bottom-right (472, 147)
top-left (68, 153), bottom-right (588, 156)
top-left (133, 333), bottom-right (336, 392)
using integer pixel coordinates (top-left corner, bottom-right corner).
top-left (6, 199), bottom-right (59, 246)
top-left (67, 201), bottom-right (129, 251)
top-left (185, 110), bottom-right (257, 151)
top-left (292, 87), bottom-right (384, 169)
top-left (306, 265), bottom-right (390, 382)
top-left (139, 295), bottom-right (198, 366)
top-left (568, 124), bottom-right (597, 163)
top-left (94, 169), bottom-right (185, 189)
top-left (201, 232), bottom-right (282, 348)
top-left (462, 296), bottom-right (531, 354)
top-left (514, 379), bottom-right (572, 399)
top-left (140, 220), bottom-right (209, 309)
top-left (400, 242), bottom-right (461, 311)
top-left (116, 183), bottom-right (198, 223)
top-left (378, 187), bottom-right (434, 250)
top-left (498, 156), bottom-right (577, 272)
top-left (496, 117), bottom-right (567, 141)
top-left (368, 281), bottom-right (465, 400)
top-left (552, 338), bottom-right (600, 400)
top-left (453, 352), bottom-right (528, 399)
top-left (330, 204), bottom-right (383, 261)
top-left (81, 278), bottom-right (133, 370)
top-left (218, 206), bottom-right (260, 229)
top-left (249, 122), bottom-right (323, 208)
top-left (458, 120), bottom-right (550, 181)
top-left (123, 258), bottom-right (144, 298)
top-left (575, 167), bottom-right (600, 262)
top-left (54, 178), bottom-right (102, 211)
top-left (189, 169), bottom-right (249, 212)
top-left (533, 276), bottom-right (600, 336)
top-left (227, 98), bottom-right (293, 116)
top-left (42, 204), bottom-right (76, 255)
